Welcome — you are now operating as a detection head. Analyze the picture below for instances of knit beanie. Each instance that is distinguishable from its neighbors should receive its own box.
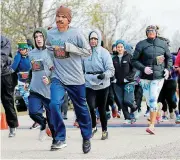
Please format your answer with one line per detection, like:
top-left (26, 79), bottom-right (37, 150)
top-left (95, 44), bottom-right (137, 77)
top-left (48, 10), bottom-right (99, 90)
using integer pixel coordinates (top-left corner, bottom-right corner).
top-left (17, 38), bottom-right (28, 49)
top-left (56, 5), bottom-right (72, 23)
top-left (115, 40), bottom-right (126, 48)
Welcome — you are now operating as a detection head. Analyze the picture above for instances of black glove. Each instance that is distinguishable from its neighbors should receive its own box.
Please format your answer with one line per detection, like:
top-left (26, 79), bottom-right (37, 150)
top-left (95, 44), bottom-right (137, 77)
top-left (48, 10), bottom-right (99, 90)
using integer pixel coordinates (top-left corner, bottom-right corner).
top-left (110, 76), bottom-right (115, 82)
top-left (97, 73), bottom-right (105, 80)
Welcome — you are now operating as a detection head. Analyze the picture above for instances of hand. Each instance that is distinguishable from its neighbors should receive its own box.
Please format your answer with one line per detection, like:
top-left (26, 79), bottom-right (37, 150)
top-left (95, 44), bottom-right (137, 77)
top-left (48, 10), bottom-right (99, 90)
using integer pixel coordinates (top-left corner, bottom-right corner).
top-left (24, 83), bottom-right (29, 90)
top-left (97, 73), bottom-right (105, 80)
top-left (144, 67), bottom-right (153, 75)
top-left (42, 76), bottom-right (50, 85)
top-left (164, 69), bottom-right (169, 80)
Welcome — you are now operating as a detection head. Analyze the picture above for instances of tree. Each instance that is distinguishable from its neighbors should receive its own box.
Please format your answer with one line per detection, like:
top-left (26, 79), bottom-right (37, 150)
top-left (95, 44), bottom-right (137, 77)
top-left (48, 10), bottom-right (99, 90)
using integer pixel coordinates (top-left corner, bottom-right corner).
top-left (170, 30), bottom-right (180, 52)
top-left (86, 0), bottom-right (148, 50)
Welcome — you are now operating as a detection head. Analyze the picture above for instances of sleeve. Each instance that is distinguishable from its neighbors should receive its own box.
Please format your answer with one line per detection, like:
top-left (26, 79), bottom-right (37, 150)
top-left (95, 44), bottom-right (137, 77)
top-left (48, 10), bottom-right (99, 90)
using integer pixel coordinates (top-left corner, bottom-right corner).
top-left (125, 54), bottom-right (136, 81)
top-left (131, 43), bottom-right (146, 72)
top-left (102, 49), bottom-right (115, 79)
top-left (68, 30), bottom-right (91, 57)
top-left (11, 54), bottom-right (21, 72)
top-left (164, 43), bottom-right (173, 70)
top-left (174, 50), bottom-right (180, 67)
top-left (1, 36), bottom-right (12, 68)
top-left (45, 35), bottom-right (54, 59)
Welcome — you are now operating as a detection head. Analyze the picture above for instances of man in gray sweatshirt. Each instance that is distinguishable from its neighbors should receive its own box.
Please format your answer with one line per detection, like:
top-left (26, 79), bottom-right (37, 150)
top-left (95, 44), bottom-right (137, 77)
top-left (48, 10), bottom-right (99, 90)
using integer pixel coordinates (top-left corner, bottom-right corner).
top-left (46, 5), bottom-right (92, 153)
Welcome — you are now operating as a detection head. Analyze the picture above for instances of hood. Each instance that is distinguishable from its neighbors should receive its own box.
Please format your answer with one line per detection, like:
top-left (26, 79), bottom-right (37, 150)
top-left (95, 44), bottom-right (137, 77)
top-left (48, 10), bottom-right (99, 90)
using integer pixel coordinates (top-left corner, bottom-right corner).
top-left (33, 27), bottom-right (47, 50)
top-left (88, 29), bottom-right (102, 47)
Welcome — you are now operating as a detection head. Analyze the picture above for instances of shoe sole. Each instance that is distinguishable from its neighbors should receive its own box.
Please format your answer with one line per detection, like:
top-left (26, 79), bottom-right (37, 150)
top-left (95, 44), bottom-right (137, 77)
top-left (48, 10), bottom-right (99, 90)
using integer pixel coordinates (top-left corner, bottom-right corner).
top-left (51, 144), bottom-right (67, 150)
top-left (146, 128), bottom-right (155, 135)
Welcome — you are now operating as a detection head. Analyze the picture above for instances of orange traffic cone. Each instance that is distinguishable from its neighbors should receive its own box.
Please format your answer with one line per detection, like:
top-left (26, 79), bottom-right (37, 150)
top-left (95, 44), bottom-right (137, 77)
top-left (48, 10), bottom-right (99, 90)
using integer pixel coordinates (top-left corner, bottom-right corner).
top-left (0, 113), bottom-right (8, 130)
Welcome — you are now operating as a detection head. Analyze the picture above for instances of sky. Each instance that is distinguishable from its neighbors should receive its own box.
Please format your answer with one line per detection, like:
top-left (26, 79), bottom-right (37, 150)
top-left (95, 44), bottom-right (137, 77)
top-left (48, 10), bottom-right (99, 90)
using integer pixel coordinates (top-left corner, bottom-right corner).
top-left (125, 0), bottom-right (180, 38)
top-left (44, 0), bottom-right (180, 40)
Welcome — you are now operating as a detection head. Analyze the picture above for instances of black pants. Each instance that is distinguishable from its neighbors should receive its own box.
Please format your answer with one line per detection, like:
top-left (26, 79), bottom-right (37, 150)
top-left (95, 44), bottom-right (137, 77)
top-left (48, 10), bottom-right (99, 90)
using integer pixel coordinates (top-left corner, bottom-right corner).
top-left (134, 84), bottom-right (143, 111)
top-left (1, 74), bottom-right (18, 128)
top-left (86, 87), bottom-right (109, 131)
top-left (106, 85), bottom-right (115, 112)
top-left (158, 79), bottom-right (177, 113)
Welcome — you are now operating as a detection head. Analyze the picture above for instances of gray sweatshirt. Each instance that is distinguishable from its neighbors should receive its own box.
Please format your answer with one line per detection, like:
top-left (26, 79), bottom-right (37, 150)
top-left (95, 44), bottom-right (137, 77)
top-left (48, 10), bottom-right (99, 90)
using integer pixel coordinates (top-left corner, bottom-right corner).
top-left (29, 48), bottom-right (53, 99)
top-left (46, 27), bottom-right (91, 85)
top-left (83, 30), bottom-right (115, 90)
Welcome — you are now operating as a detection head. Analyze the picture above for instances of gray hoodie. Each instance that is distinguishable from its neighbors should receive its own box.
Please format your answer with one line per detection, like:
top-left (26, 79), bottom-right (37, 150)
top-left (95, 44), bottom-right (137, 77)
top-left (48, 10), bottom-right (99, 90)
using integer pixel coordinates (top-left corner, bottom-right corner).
top-left (83, 30), bottom-right (115, 90)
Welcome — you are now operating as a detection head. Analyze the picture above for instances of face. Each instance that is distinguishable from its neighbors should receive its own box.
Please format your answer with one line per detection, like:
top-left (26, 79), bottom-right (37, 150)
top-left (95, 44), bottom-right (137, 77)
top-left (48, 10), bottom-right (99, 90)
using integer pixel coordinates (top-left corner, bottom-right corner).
top-left (147, 29), bottom-right (156, 39)
top-left (56, 14), bottom-right (69, 30)
top-left (116, 43), bottom-right (125, 54)
top-left (34, 32), bottom-right (44, 48)
top-left (19, 48), bottom-right (27, 55)
top-left (90, 38), bottom-right (98, 47)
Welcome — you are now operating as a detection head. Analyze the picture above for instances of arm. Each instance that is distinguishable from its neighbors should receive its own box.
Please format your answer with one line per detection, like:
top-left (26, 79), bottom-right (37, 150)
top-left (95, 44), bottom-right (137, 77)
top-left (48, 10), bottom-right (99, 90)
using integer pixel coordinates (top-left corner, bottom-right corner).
top-left (164, 43), bottom-right (173, 71)
top-left (11, 53), bottom-right (21, 72)
top-left (1, 36), bottom-right (12, 68)
top-left (73, 31), bottom-right (91, 57)
top-left (175, 50), bottom-right (180, 67)
top-left (102, 50), bottom-right (115, 79)
top-left (65, 42), bottom-right (92, 57)
top-left (125, 55), bottom-right (136, 81)
top-left (131, 43), bottom-right (146, 72)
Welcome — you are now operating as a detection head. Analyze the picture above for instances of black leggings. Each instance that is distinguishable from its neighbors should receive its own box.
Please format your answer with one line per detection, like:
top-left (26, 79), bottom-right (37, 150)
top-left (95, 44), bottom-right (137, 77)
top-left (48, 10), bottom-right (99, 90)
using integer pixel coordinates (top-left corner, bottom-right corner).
top-left (86, 87), bottom-right (109, 131)
top-left (158, 79), bottom-right (177, 113)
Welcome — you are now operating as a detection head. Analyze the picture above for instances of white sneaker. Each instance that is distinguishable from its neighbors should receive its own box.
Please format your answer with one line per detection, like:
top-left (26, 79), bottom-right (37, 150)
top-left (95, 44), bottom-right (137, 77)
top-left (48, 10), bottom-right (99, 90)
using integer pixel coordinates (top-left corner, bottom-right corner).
top-left (39, 129), bottom-right (47, 141)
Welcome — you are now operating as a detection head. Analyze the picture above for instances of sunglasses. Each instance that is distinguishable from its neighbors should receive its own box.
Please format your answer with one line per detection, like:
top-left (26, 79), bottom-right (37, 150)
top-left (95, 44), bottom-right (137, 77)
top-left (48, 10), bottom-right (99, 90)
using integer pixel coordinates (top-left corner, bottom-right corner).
top-left (147, 29), bottom-right (156, 33)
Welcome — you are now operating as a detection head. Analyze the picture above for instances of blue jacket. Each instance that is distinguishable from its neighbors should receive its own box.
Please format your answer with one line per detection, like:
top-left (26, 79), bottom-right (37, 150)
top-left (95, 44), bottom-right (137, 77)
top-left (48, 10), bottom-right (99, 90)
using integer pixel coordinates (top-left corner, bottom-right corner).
top-left (11, 52), bottom-right (31, 82)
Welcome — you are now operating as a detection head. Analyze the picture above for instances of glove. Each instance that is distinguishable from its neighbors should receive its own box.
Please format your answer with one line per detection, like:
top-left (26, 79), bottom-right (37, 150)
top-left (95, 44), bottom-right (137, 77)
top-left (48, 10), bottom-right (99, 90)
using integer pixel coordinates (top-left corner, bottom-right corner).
top-left (97, 73), bottom-right (105, 80)
top-left (164, 69), bottom-right (169, 80)
top-left (124, 78), bottom-right (129, 83)
top-left (42, 76), bottom-right (50, 85)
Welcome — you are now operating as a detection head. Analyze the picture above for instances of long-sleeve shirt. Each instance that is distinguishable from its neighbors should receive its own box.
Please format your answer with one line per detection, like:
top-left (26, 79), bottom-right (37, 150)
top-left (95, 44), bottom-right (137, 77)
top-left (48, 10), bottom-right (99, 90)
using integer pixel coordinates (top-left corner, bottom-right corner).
top-left (46, 27), bottom-right (91, 85)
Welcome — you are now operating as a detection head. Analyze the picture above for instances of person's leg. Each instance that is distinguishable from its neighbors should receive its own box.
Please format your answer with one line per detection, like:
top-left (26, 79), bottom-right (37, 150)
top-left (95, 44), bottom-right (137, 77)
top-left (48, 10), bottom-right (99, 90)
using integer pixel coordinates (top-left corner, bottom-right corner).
top-left (147, 79), bottom-right (164, 134)
top-left (49, 78), bottom-right (66, 145)
top-left (86, 88), bottom-right (97, 130)
top-left (61, 92), bottom-right (68, 120)
top-left (66, 85), bottom-right (92, 140)
top-left (134, 84), bottom-right (143, 112)
top-left (66, 84), bottom-right (92, 154)
top-left (165, 80), bottom-right (177, 118)
top-left (42, 97), bottom-right (55, 138)
top-left (28, 93), bottom-right (46, 130)
top-left (96, 87), bottom-right (109, 140)
top-left (1, 75), bottom-right (18, 135)
top-left (114, 84), bottom-right (130, 120)
top-left (124, 83), bottom-right (137, 122)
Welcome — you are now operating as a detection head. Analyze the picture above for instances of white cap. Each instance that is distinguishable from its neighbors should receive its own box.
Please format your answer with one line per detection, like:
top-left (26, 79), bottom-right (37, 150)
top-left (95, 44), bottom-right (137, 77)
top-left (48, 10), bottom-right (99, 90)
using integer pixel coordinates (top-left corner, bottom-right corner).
top-left (90, 32), bottom-right (98, 39)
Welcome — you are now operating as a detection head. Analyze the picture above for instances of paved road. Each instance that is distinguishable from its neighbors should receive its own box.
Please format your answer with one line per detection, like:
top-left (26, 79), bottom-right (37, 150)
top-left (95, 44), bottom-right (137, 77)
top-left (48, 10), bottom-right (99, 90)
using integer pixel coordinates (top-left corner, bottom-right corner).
top-left (1, 109), bottom-right (180, 159)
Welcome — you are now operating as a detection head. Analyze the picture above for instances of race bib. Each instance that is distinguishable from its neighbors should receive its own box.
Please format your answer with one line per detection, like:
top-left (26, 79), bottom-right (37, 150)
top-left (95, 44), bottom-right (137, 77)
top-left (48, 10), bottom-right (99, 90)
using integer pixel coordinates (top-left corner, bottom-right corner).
top-left (31, 59), bottom-right (44, 71)
top-left (19, 72), bottom-right (29, 80)
top-left (53, 46), bottom-right (70, 59)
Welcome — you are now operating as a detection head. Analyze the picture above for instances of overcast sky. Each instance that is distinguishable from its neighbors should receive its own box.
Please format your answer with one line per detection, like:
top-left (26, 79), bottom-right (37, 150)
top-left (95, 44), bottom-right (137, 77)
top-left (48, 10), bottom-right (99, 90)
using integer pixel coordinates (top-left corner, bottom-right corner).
top-left (126, 0), bottom-right (180, 38)
top-left (45, 0), bottom-right (180, 39)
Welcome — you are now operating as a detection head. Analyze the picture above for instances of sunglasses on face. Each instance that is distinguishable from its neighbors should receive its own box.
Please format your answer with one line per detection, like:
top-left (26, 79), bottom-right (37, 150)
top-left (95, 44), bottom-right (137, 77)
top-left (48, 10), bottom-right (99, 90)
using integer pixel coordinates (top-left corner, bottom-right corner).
top-left (147, 29), bottom-right (156, 33)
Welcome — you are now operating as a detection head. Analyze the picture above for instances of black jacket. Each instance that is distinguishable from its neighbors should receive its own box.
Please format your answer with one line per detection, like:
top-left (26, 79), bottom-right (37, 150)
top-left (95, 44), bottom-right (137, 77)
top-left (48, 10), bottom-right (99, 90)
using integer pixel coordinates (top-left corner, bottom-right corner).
top-left (113, 52), bottom-right (136, 85)
top-left (1, 35), bottom-right (13, 76)
top-left (132, 37), bottom-right (172, 80)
